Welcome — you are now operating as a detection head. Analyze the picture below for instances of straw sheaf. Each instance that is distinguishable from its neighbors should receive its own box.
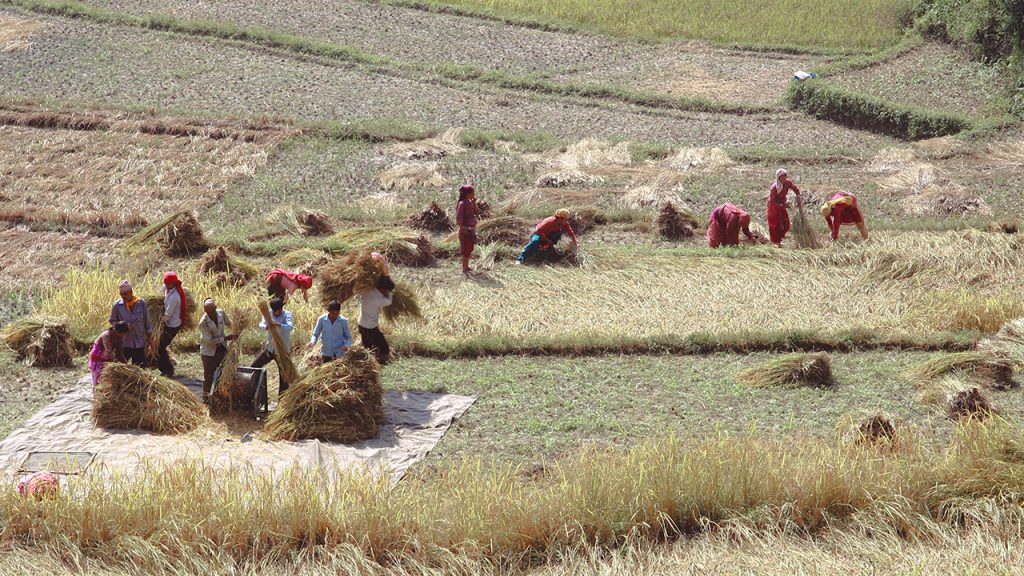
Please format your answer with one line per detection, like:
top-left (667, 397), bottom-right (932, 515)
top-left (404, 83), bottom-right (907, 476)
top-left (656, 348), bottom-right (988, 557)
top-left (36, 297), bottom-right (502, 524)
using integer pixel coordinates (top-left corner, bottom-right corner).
top-left (333, 227), bottom-right (435, 267)
top-left (210, 307), bottom-right (254, 414)
top-left (982, 140), bottom-right (1024, 169)
top-left (903, 351), bottom-right (1017, 391)
top-left (375, 162), bottom-right (447, 191)
top-left (382, 283), bottom-right (424, 324)
top-left (93, 363), bottom-right (207, 434)
top-left (318, 251), bottom-right (384, 306)
top-left (530, 139), bottom-right (634, 188)
top-left (198, 246), bottom-right (259, 287)
top-left (901, 186), bottom-right (991, 217)
top-left (123, 210), bottom-right (209, 257)
top-left (0, 316), bottom-right (75, 368)
top-left (387, 128), bottom-right (464, 160)
top-left (257, 300), bottom-right (301, 385)
top-left (737, 353), bottom-right (835, 388)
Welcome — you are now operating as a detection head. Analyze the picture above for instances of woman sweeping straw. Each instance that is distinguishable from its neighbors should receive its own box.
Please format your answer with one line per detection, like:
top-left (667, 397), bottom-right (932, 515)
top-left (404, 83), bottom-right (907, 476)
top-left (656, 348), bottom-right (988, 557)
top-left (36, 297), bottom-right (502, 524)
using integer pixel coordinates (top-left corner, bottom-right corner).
top-left (455, 184), bottom-right (479, 276)
top-left (707, 203), bottom-right (756, 248)
top-left (822, 191), bottom-right (869, 241)
top-left (89, 321), bottom-right (129, 386)
top-left (767, 168), bottom-right (801, 246)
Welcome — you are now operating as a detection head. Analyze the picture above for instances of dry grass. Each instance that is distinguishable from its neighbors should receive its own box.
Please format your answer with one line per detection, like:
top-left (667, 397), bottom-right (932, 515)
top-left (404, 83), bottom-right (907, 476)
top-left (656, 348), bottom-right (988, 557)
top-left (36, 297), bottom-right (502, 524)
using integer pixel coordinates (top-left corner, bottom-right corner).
top-left (374, 162), bottom-right (447, 191)
top-left (876, 163), bottom-right (941, 194)
top-left (407, 201), bottom-right (453, 233)
top-left (0, 315), bottom-right (75, 368)
top-left (0, 227), bottom-right (117, 290)
top-left (381, 283), bottom-right (423, 323)
top-left (789, 200), bottom-right (821, 249)
top-left (663, 147), bottom-right (734, 173)
top-left (737, 353), bottom-right (834, 388)
top-left (0, 14), bottom-right (44, 52)
top-left (198, 246), bottom-right (259, 287)
top-left (901, 186), bottom-right (992, 216)
top-left (387, 128), bottom-right (463, 160)
top-left (903, 351), bottom-right (1016, 391)
top-left (655, 202), bottom-right (697, 240)
top-left (473, 216), bottom-right (531, 246)
top-left (93, 363), bottom-right (207, 434)
top-left (530, 139), bottom-right (633, 188)
top-left (122, 210), bottom-right (209, 257)
top-left (332, 227), bottom-right (435, 267)
top-left (983, 139), bottom-right (1024, 169)
top-left (619, 172), bottom-right (687, 209)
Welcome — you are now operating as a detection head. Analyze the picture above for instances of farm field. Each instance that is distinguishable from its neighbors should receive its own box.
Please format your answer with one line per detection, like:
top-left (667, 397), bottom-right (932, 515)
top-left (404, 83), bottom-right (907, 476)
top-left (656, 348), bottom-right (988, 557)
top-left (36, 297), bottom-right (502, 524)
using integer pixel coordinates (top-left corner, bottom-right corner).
top-left (2, 0), bottom-right (1024, 573)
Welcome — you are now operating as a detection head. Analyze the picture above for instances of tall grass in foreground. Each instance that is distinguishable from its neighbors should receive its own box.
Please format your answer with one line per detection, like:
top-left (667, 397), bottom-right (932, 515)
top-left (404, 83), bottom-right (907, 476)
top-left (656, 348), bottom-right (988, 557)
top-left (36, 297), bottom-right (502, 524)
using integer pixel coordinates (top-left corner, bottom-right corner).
top-left (3, 421), bottom-right (1024, 571)
top-left (434, 0), bottom-right (913, 49)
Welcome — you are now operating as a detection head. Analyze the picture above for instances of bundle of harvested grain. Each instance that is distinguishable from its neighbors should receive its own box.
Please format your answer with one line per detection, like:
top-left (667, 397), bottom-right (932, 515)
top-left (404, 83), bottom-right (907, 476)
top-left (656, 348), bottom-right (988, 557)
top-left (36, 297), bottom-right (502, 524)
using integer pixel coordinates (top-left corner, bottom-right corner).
top-left (737, 353), bottom-right (834, 388)
top-left (948, 387), bottom-right (993, 421)
top-left (318, 251), bottom-right (383, 305)
top-left (983, 140), bottom-right (1024, 168)
top-left (375, 162), bottom-right (446, 191)
top-left (123, 211), bottom-right (209, 257)
top-left (299, 347), bottom-right (324, 372)
top-left (281, 248), bottom-right (332, 277)
top-left (535, 170), bottom-right (598, 189)
top-left (93, 363), bottom-right (206, 434)
top-left (656, 202), bottom-right (697, 240)
top-left (407, 201), bottom-right (453, 233)
top-left (209, 307), bottom-right (253, 414)
top-left (867, 147), bottom-right (915, 173)
top-left (389, 128), bottom-right (464, 160)
top-left (876, 163), bottom-right (939, 194)
top-left (987, 219), bottom-right (1019, 234)
top-left (568, 207), bottom-right (607, 236)
top-left (198, 246), bottom-right (258, 286)
top-left (979, 318), bottom-right (1024, 366)
top-left (262, 346), bottom-right (383, 443)
top-left (476, 200), bottom-right (493, 220)
top-left (1, 316), bottom-right (75, 368)
top-left (902, 186), bottom-right (991, 216)
top-left (257, 300), bottom-right (300, 386)
top-left (382, 283), bottom-right (423, 323)
top-left (914, 136), bottom-right (965, 160)
top-left (475, 216), bottom-right (530, 246)
top-left (333, 227), bottom-right (435, 267)
top-left (619, 174), bottom-right (686, 210)
top-left (297, 209), bottom-right (334, 236)
top-left (142, 290), bottom-right (197, 362)
top-left (903, 351), bottom-right (1016, 390)
top-left (856, 414), bottom-right (898, 446)
top-left (663, 147), bottom-right (733, 173)
top-left (789, 198), bottom-right (820, 249)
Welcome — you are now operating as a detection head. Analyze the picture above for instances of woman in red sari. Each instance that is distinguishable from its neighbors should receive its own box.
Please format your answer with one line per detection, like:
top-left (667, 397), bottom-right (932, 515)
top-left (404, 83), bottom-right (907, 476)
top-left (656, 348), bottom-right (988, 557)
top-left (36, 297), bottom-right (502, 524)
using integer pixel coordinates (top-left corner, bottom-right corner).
top-left (821, 191), bottom-right (869, 241)
top-left (707, 203), bottom-right (755, 247)
top-left (767, 168), bottom-right (801, 245)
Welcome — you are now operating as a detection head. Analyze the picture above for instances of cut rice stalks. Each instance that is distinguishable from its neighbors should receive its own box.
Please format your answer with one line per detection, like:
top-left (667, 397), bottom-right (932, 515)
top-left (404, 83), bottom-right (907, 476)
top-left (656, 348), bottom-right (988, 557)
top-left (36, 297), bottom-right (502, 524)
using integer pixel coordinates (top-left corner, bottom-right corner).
top-left (473, 216), bottom-right (530, 246)
top-left (318, 251), bottom-right (384, 306)
top-left (382, 283), bottom-right (423, 323)
top-left (123, 210), bottom-right (209, 257)
top-left (903, 351), bottom-right (1017, 391)
top-left (141, 290), bottom-right (198, 363)
top-left (790, 197), bottom-right (820, 249)
top-left (198, 246), bottom-right (259, 287)
top-left (737, 353), bottom-right (834, 388)
top-left (407, 201), bottom-right (453, 233)
top-left (262, 346), bottom-right (383, 443)
top-left (656, 202), bottom-right (697, 241)
top-left (210, 307), bottom-right (254, 413)
top-left (0, 315), bottom-right (75, 367)
top-left (257, 300), bottom-right (300, 386)
top-left (297, 210), bottom-right (335, 236)
top-left (332, 227), bottom-right (435, 267)
top-left (375, 162), bottom-right (446, 191)
top-left (93, 362), bottom-right (206, 434)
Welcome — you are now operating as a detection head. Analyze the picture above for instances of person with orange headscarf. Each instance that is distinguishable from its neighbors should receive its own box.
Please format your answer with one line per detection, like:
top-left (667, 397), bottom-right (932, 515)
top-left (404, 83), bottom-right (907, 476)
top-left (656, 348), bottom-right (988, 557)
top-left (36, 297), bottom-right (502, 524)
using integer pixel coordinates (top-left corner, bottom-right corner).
top-left (767, 168), bottom-right (801, 245)
top-left (155, 271), bottom-right (188, 377)
top-left (821, 191), bottom-right (869, 241)
top-left (707, 203), bottom-right (756, 248)
top-left (109, 279), bottom-right (151, 366)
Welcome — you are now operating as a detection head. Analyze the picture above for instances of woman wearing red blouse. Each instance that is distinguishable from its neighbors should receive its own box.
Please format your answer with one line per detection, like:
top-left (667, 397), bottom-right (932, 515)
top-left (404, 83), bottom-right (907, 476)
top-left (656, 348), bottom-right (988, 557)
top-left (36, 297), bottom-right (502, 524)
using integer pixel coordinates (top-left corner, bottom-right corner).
top-left (821, 191), bottom-right (869, 241)
top-left (455, 184), bottom-right (479, 275)
top-left (767, 168), bottom-right (801, 245)
top-left (707, 203), bottom-right (756, 248)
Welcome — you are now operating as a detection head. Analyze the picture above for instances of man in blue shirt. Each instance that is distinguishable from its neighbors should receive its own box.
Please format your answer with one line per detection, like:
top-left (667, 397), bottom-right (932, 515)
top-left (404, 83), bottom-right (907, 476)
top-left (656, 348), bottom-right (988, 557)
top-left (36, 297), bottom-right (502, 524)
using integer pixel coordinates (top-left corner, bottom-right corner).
top-left (251, 298), bottom-right (295, 395)
top-left (308, 300), bottom-right (352, 363)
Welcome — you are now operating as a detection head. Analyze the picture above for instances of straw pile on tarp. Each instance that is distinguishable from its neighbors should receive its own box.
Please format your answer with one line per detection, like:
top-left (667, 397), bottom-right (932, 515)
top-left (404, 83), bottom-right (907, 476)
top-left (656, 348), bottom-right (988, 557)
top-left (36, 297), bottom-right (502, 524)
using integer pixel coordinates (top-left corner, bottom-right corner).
top-left (257, 300), bottom-right (300, 385)
top-left (789, 198), bottom-right (820, 249)
top-left (948, 387), bottom-right (993, 421)
top-left (199, 246), bottom-right (258, 287)
top-left (297, 209), bottom-right (335, 236)
top-left (382, 283), bottom-right (423, 323)
top-left (474, 216), bottom-right (530, 246)
top-left (142, 290), bottom-right (197, 363)
top-left (262, 346), bottom-right (384, 443)
top-left (1, 316), bottom-right (75, 368)
top-left (333, 227), bottom-right (435, 267)
top-left (738, 353), bottom-right (835, 388)
top-left (93, 363), bottom-right (206, 434)
top-left (319, 251), bottom-right (383, 306)
top-left (123, 210), bottom-right (209, 257)
top-left (209, 307), bottom-right (253, 414)
top-left (656, 202), bottom-right (697, 240)
top-left (407, 201), bottom-right (453, 232)
top-left (903, 351), bottom-right (1017, 391)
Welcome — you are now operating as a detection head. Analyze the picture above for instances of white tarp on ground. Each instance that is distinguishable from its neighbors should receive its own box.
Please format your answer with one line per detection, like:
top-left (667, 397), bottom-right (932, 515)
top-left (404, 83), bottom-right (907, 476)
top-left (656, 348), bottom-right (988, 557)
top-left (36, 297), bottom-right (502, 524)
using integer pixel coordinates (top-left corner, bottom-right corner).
top-left (0, 376), bottom-right (475, 485)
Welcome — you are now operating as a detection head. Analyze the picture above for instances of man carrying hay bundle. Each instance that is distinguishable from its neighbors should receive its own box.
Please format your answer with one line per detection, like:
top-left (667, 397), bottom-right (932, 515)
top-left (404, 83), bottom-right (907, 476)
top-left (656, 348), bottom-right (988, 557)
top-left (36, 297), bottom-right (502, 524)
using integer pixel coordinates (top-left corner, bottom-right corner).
top-left (155, 271), bottom-right (188, 377)
top-left (821, 191), bottom-right (869, 241)
top-left (198, 298), bottom-right (235, 402)
top-left (265, 268), bottom-right (313, 304)
top-left (358, 276), bottom-right (394, 364)
top-left (308, 300), bottom-right (352, 362)
top-left (767, 168), bottom-right (802, 246)
top-left (109, 280), bottom-right (152, 366)
top-left (88, 321), bottom-right (128, 387)
top-left (455, 184), bottom-right (480, 275)
top-left (514, 208), bottom-right (579, 265)
top-left (707, 203), bottom-right (757, 248)
top-left (252, 298), bottom-right (295, 394)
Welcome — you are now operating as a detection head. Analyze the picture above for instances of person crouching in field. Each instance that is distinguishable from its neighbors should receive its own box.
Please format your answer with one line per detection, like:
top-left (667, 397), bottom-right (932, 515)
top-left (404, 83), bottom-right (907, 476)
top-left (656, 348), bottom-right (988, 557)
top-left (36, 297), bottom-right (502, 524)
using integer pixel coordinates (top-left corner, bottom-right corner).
top-left (156, 271), bottom-right (187, 377)
top-left (89, 321), bottom-right (128, 386)
top-left (707, 203), bottom-right (756, 248)
top-left (265, 268), bottom-right (313, 304)
top-left (358, 276), bottom-right (394, 364)
top-left (309, 300), bottom-right (352, 363)
top-left (456, 184), bottom-right (479, 275)
top-left (109, 279), bottom-right (151, 366)
top-left (821, 191), bottom-right (869, 241)
top-left (198, 298), bottom-right (235, 402)
top-left (767, 168), bottom-right (801, 245)
top-left (252, 298), bottom-right (294, 395)
top-left (515, 208), bottom-right (579, 265)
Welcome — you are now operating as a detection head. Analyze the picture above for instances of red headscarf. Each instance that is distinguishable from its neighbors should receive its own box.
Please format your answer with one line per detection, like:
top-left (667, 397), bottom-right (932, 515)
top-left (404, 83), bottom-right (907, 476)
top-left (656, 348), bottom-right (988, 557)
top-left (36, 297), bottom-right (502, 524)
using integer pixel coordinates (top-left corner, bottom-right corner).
top-left (163, 271), bottom-right (188, 325)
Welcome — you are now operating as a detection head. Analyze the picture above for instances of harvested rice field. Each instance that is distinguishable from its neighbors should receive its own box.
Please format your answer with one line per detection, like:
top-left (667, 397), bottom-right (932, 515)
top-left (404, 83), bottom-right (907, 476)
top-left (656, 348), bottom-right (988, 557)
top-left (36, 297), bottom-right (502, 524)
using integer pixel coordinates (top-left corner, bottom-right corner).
top-left (2, 0), bottom-right (1024, 573)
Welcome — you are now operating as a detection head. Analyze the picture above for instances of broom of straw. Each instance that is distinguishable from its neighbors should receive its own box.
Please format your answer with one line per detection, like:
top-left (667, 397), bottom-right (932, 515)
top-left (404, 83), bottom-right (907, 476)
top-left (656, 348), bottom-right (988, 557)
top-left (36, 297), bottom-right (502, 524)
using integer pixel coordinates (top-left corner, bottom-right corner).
top-left (257, 300), bottom-right (301, 387)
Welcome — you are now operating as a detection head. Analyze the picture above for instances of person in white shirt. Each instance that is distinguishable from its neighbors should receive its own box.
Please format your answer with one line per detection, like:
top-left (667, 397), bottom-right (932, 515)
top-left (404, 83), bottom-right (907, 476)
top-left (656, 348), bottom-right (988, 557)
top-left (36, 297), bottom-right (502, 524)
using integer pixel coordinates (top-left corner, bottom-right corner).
top-left (308, 300), bottom-right (352, 362)
top-left (156, 271), bottom-right (188, 377)
top-left (252, 297), bottom-right (295, 394)
top-left (357, 276), bottom-right (394, 364)
top-left (198, 298), bottom-right (235, 402)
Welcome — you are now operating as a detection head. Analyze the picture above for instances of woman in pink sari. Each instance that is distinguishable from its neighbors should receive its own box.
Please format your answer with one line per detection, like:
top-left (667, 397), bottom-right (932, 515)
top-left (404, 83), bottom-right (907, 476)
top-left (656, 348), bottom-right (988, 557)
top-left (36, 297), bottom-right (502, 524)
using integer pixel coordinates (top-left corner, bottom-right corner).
top-left (89, 321), bottom-right (128, 386)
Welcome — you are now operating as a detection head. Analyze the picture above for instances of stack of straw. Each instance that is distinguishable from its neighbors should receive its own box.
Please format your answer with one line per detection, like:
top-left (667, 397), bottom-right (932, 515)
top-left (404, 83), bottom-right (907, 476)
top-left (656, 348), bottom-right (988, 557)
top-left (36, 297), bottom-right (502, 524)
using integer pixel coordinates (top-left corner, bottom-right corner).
top-left (319, 251), bottom-right (384, 306)
top-left (1, 316), bottom-right (76, 368)
top-left (737, 353), bottom-right (835, 388)
top-left (123, 210), bottom-right (209, 256)
top-left (199, 246), bottom-right (259, 286)
top-left (93, 363), bottom-right (206, 434)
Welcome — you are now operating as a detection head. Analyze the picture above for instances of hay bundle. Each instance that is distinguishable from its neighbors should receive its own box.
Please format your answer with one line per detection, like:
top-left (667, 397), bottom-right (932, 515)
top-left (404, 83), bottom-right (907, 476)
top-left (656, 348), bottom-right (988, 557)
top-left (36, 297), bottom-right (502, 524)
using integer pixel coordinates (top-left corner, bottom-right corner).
top-left (619, 172), bottom-right (687, 210)
top-left (297, 210), bottom-right (334, 236)
top-left (862, 252), bottom-right (934, 282)
top-left (948, 387), bottom-right (993, 421)
top-left (257, 300), bottom-right (300, 385)
top-left (535, 170), bottom-right (598, 189)
top-left (123, 210), bottom-right (209, 257)
top-left (856, 415), bottom-right (898, 446)
top-left (867, 147), bottom-right (916, 173)
top-left (987, 219), bottom-right (1019, 234)
top-left (333, 227), bottom-right (435, 267)
top-left (903, 351), bottom-right (1017, 391)
top-left (789, 198), bottom-right (820, 249)
top-left (93, 363), bottom-right (206, 434)
top-left (281, 248), bottom-right (332, 277)
top-left (979, 318), bottom-right (1024, 366)
top-left (142, 290), bottom-right (198, 362)
top-left (262, 346), bottom-right (383, 443)
top-left (199, 246), bottom-right (258, 286)
top-left (901, 186), bottom-right (991, 216)
top-left (983, 140), bottom-right (1024, 168)
top-left (318, 251), bottom-right (384, 305)
top-left (737, 353), bottom-right (835, 388)
top-left (375, 162), bottom-right (446, 191)
top-left (663, 147), bottom-right (733, 173)
top-left (209, 307), bottom-right (253, 413)
top-left (389, 128), bottom-right (464, 160)
top-left (876, 163), bottom-right (939, 194)
top-left (656, 202), bottom-right (697, 240)
top-left (407, 201), bottom-right (453, 233)
top-left (382, 283), bottom-right (423, 323)
top-left (568, 207), bottom-right (607, 236)
top-left (914, 136), bottom-right (965, 160)
top-left (1, 316), bottom-right (75, 368)
top-left (476, 200), bottom-right (493, 220)
top-left (475, 216), bottom-right (530, 246)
